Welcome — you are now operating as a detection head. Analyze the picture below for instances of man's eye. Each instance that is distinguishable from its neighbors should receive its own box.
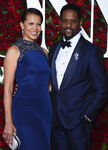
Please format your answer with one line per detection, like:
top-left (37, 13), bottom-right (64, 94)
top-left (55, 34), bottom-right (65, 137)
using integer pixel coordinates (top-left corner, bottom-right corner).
top-left (62, 20), bottom-right (67, 23)
top-left (71, 20), bottom-right (77, 23)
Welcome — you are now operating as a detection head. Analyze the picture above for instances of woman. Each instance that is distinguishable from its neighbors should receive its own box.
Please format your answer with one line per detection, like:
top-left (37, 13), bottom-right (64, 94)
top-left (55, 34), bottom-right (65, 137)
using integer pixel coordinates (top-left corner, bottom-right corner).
top-left (3, 8), bottom-right (52, 150)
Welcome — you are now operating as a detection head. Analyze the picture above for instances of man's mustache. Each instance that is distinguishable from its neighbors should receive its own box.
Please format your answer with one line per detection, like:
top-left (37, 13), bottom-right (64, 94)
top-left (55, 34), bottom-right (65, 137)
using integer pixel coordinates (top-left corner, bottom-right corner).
top-left (64, 28), bottom-right (73, 31)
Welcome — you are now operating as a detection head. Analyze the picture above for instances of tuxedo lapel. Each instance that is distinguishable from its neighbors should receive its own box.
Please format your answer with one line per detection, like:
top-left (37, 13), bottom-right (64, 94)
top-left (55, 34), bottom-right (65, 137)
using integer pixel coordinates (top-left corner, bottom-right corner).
top-left (60, 36), bottom-right (84, 91)
top-left (51, 43), bottom-right (61, 91)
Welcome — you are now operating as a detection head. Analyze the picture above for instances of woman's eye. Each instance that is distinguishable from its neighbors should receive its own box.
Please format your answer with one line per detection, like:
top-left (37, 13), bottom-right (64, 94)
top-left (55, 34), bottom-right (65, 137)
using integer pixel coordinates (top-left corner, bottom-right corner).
top-left (37, 24), bottom-right (41, 26)
top-left (29, 23), bottom-right (33, 25)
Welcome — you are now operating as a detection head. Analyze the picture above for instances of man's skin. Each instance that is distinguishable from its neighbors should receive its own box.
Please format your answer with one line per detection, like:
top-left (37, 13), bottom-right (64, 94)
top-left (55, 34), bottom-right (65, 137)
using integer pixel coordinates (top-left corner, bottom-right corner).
top-left (59, 9), bottom-right (82, 40)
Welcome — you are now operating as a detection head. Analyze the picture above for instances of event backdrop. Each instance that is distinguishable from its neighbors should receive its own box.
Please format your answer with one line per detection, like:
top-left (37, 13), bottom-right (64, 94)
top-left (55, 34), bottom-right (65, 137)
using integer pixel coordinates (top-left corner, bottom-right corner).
top-left (0, 0), bottom-right (108, 149)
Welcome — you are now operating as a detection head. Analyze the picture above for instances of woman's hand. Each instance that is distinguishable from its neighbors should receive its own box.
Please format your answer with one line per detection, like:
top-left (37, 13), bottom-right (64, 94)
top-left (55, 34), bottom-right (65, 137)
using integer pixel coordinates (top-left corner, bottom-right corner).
top-left (3, 122), bottom-right (16, 145)
top-left (49, 80), bottom-right (52, 92)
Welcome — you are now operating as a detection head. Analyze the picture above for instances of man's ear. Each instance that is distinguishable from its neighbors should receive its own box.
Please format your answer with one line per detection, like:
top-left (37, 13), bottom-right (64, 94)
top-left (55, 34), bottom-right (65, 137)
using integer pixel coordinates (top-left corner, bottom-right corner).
top-left (20, 22), bottom-right (24, 30)
top-left (80, 19), bottom-right (83, 27)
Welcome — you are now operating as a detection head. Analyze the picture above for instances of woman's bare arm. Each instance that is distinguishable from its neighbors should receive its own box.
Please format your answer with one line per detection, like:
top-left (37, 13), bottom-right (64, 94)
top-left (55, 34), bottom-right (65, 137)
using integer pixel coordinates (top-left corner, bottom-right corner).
top-left (3, 45), bottom-right (20, 144)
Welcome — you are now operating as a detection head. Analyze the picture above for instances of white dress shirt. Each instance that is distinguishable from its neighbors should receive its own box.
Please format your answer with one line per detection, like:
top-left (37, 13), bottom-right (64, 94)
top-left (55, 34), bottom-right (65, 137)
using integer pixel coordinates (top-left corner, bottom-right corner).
top-left (56, 32), bottom-right (81, 89)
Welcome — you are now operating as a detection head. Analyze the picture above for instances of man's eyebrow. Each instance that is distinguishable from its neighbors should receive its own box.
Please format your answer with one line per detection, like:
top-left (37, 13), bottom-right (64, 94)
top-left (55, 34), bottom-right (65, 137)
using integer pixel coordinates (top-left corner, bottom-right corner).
top-left (62, 18), bottom-right (78, 20)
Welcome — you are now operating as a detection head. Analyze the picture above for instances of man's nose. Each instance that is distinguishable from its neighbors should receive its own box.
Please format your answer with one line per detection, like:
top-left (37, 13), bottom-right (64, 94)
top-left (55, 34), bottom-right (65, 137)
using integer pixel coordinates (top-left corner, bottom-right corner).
top-left (67, 20), bottom-right (71, 27)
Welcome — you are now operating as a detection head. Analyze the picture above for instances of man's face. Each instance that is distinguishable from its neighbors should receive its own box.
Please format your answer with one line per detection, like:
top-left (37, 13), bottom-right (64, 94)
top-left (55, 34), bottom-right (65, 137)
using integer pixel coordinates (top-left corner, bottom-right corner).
top-left (59, 9), bottom-right (82, 40)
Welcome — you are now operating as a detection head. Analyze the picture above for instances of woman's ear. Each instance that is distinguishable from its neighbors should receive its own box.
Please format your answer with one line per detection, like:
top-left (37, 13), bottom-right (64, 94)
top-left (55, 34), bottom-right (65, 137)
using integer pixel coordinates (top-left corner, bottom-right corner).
top-left (20, 22), bottom-right (24, 30)
top-left (20, 22), bottom-right (24, 36)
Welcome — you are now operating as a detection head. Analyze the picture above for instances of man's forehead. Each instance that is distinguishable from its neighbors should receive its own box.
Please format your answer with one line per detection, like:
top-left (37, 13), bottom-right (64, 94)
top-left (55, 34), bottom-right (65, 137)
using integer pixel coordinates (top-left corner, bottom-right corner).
top-left (61, 10), bottom-right (78, 18)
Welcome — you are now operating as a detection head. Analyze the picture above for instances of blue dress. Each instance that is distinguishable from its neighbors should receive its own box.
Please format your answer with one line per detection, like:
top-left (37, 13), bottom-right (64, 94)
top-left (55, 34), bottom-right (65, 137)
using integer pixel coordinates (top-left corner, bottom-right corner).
top-left (12, 39), bottom-right (53, 150)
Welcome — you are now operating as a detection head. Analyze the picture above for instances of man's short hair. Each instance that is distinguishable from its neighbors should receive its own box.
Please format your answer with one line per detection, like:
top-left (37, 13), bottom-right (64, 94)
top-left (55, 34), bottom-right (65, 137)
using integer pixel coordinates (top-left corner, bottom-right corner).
top-left (60, 4), bottom-right (81, 19)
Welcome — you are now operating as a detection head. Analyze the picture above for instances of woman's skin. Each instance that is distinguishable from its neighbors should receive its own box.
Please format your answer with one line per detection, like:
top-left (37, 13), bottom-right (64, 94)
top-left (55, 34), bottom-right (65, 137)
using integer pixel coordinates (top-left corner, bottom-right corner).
top-left (3, 13), bottom-right (46, 145)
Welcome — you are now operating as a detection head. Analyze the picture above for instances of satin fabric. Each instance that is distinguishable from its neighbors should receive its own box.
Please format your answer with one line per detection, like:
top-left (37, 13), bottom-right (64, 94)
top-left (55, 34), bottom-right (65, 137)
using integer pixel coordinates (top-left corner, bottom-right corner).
top-left (12, 39), bottom-right (52, 150)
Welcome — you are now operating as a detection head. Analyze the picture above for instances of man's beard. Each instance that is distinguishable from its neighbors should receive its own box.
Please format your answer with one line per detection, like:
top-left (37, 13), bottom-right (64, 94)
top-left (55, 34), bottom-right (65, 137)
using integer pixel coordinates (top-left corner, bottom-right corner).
top-left (63, 28), bottom-right (80, 40)
top-left (63, 28), bottom-right (74, 40)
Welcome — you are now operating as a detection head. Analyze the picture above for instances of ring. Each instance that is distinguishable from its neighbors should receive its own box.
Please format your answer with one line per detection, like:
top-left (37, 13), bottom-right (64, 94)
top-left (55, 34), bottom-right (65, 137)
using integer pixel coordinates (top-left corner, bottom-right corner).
top-left (3, 134), bottom-right (6, 139)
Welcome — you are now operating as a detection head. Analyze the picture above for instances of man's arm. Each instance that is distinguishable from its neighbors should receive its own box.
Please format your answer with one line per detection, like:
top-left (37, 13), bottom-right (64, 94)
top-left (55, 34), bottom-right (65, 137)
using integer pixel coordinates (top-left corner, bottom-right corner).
top-left (85, 46), bottom-right (108, 122)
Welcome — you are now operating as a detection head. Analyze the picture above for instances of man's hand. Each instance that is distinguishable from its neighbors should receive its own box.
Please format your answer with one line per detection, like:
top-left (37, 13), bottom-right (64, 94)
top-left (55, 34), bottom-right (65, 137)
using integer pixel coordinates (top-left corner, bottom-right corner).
top-left (13, 83), bottom-right (18, 96)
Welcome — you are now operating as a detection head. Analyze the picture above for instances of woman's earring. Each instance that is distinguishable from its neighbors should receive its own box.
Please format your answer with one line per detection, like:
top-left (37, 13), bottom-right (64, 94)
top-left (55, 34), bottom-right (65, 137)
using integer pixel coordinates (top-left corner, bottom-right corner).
top-left (22, 29), bottom-right (24, 36)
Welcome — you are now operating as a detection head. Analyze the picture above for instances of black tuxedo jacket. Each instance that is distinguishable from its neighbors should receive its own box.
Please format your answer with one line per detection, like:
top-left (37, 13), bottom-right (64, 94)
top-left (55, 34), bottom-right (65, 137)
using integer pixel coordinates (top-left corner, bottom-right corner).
top-left (49, 36), bottom-right (108, 129)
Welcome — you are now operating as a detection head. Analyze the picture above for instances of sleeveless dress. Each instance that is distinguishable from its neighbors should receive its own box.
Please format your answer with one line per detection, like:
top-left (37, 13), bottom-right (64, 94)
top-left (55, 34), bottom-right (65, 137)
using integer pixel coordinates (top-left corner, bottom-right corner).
top-left (12, 38), bottom-right (53, 150)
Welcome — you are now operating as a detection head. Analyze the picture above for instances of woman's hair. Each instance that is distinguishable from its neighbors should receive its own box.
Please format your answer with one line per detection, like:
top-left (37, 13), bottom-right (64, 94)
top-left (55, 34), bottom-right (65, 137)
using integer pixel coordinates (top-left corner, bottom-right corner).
top-left (21, 8), bottom-right (43, 23)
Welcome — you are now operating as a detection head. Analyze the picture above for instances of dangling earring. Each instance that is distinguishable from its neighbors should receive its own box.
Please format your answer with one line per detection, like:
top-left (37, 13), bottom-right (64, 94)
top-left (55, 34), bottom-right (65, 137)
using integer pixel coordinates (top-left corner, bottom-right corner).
top-left (37, 31), bottom-right (42, 40)
top-left (22, 29), bottom-right (24, 36)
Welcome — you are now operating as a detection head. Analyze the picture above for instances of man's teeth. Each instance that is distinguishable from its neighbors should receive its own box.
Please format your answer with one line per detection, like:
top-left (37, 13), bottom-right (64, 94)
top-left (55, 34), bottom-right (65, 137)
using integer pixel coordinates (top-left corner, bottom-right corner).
top-left (66, 29), bottom-right (71, 32)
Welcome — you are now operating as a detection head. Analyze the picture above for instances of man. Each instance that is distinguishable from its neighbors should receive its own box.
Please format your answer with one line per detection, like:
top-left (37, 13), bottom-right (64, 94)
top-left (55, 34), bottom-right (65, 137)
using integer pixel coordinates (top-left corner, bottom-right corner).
top-left (49, 4), bottom-right (108, 150)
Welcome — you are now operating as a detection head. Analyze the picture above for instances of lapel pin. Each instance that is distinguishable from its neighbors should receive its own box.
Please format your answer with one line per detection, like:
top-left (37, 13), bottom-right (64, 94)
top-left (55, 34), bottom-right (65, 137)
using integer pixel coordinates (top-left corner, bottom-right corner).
top-left (74, 53), bottom-right (79, 60)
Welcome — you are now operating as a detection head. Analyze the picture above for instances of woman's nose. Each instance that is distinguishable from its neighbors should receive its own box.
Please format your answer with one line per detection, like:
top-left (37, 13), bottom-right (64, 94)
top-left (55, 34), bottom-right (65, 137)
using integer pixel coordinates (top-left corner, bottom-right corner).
top-left (33, 25), bottom-right (37, 30)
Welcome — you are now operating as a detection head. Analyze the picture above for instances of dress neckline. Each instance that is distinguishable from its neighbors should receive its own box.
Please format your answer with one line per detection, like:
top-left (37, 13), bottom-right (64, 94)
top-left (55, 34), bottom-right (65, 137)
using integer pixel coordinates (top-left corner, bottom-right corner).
top-left (18, 38), bottom-right (37, 46)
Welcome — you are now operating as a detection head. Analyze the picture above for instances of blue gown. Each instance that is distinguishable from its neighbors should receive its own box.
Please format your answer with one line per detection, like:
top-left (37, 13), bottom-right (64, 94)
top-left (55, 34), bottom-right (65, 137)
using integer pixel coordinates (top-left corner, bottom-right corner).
top-left (12, 38), bottom-right (53, 150)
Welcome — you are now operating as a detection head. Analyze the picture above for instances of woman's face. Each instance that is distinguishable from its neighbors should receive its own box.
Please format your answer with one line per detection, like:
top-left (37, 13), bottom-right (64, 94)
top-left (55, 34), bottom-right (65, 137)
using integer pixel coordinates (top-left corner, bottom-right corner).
top-left (20, 13), bottom-right (42, 42)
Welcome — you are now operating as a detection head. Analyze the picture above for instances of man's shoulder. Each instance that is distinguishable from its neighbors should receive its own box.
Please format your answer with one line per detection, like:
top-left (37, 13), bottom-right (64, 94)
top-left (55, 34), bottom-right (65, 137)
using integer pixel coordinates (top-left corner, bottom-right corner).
top-left (81, 36), bottom-right (103, 58)
top-left (81, 36), bottom-right (99, 50)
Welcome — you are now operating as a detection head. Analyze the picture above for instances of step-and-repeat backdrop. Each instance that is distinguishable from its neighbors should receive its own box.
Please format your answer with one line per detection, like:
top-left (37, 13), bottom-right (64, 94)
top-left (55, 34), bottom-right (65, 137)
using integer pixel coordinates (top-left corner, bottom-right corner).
top-left (0, 0), bottom-right (108, 149)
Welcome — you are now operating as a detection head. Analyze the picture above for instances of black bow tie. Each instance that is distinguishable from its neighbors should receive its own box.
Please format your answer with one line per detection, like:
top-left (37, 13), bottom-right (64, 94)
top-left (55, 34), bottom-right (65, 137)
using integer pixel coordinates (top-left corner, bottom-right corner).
top-left (60, 40), bottom-right (71, 49)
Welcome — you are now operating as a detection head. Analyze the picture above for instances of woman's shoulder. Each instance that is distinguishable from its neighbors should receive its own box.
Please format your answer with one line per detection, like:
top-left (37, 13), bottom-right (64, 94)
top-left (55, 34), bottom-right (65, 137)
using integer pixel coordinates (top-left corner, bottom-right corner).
top-left (7, 45), bottom-right (19, 54)
top-left (5, 45), bottom-right (20, 60)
